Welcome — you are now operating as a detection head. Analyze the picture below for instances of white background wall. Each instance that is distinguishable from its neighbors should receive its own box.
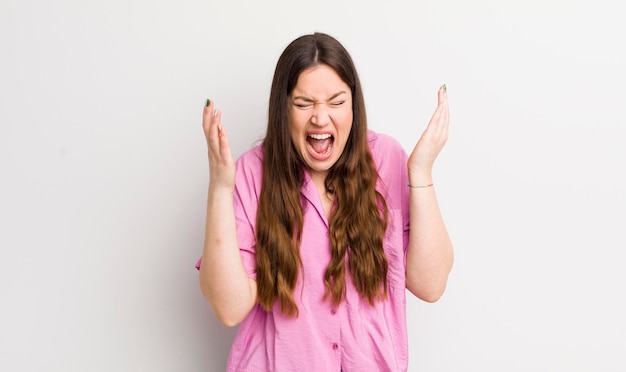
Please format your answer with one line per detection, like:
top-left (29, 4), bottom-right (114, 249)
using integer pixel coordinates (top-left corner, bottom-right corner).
top-left (1, 0), bottom-right (624, 371)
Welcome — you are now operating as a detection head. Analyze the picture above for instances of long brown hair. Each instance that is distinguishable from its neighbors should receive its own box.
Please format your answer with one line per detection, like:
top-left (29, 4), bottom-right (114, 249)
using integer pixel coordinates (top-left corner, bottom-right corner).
top-left (256, 32), bottom-right (388, 317)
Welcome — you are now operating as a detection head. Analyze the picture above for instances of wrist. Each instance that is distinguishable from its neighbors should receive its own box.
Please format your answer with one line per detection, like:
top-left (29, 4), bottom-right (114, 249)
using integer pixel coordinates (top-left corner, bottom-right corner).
top-left (407, 182), bottom-right (434, 189)
top-left (208, 182), bottom-right (235, 196)
top-left (408, 170), bottom-right (433, 187)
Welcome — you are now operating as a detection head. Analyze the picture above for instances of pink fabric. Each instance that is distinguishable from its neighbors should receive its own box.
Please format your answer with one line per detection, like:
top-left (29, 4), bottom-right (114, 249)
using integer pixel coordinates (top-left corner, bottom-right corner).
top-left (197, 131), bottom-right (411, 371)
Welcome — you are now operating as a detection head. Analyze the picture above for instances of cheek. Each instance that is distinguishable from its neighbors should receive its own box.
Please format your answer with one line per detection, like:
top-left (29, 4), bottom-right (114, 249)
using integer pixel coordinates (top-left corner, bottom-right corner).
top-left (340, 103), bottom-right (353, 122)
top-left (289, 126), bottom-right (301, 147)
top-left (290, 110), bottom-right (308, 127)
top-left (289, 116), bottom-right (307, 143)
top-left (339, 111), bottom-right (354, 132)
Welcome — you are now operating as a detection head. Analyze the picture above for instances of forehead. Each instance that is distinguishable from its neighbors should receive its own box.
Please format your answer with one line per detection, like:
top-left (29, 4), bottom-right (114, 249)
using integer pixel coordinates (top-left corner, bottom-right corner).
top-left (292, 64), bottom-right (350, 98)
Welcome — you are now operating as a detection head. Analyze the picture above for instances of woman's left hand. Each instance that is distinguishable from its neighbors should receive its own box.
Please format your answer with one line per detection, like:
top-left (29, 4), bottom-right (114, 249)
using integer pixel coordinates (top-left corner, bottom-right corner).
top-left (408, 85), bottom-right (449, 178)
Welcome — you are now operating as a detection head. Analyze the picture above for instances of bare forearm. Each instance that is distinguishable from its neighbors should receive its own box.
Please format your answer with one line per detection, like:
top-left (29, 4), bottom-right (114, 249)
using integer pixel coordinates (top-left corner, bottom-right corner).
top-left (406, 180), bottom-right (454, 302)
top-left (199, 186), bottom-right (256, 326)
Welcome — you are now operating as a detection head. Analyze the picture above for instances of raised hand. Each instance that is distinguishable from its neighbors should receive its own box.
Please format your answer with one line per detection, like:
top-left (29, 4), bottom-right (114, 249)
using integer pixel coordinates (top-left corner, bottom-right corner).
top-left (203, 99), bottom-right (235, 190)
top-left (408, 85), bottom-right (450, 180)
top-left (199, 99), bottom-right (257, 326)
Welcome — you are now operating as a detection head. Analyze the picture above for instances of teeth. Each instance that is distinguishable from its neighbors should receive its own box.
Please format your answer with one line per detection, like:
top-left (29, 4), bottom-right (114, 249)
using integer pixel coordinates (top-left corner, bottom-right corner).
top-left (308, 133), bottom-right (332, 139)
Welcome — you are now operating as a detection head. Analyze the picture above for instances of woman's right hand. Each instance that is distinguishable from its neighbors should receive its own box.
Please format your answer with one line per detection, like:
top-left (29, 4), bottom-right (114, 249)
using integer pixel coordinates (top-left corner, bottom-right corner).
top-left (200, 99), bottom-right (257, 327)
top-left (203, 99), bottom-right (235, 190)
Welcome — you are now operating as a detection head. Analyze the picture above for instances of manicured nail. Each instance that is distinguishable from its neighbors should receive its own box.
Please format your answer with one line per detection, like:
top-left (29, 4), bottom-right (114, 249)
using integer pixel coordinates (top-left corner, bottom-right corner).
top-left (442, 84), bottom-right (447, 93)
top-left (205, 99), bottom-right (211, 107)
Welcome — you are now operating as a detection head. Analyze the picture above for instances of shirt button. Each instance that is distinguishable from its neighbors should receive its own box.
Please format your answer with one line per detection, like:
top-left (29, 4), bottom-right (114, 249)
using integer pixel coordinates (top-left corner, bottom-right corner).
top-left (330, 308), bottom-right (337, 315)
top-left (332, 343), bottom-right (339, 350)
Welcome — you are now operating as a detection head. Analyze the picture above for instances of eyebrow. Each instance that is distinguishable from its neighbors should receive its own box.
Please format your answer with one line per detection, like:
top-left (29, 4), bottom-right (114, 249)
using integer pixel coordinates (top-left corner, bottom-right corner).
top-left (292, 91), bottom-right (347, 102)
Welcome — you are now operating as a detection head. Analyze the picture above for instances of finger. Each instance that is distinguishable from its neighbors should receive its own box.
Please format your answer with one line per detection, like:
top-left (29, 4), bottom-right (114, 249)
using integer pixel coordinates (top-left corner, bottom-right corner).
top-left (438, 84), bottom-right (445, 105)
top-left (427, 85), bottom-right (447, 130)
top-left (208, 109), bottom-right (223, 157)
top-left (442, 99), bottom-right (450, 133)
top-left (202, 99), bottom-right (216, 134)
top-left (424, 99), bottom-right (444, 135)
top-left (217, 122), bottom-right (233, 158)
top-left (203, 99), bottom-right (221, 156)
top-left (440, 86), bottom-right (450, 136)
top-left (432, 86), bottom-right (449, 138)
top-left (432, 106), bottom-right (448, 143)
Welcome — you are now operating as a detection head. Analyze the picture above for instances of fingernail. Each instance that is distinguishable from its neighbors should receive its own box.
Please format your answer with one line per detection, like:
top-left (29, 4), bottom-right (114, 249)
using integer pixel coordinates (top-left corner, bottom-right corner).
top-left (205, 99), bottom-right (211, 107)
top-left (442, 84), bottom-right (447, 93)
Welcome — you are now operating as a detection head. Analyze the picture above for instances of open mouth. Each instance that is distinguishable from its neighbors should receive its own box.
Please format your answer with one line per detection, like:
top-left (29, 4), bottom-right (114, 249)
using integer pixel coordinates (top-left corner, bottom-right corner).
top-left (306, 133), bottom-right (334, 158)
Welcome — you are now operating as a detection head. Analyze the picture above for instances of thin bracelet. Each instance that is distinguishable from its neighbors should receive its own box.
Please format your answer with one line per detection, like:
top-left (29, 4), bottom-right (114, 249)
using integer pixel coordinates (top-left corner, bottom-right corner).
top-left (407, 183), bottom-right (434, 189)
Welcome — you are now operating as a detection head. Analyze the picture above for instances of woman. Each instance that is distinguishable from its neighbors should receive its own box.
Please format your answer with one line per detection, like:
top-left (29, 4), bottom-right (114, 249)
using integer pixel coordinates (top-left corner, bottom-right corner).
top-left (197, 32), bottom-right (453, 371)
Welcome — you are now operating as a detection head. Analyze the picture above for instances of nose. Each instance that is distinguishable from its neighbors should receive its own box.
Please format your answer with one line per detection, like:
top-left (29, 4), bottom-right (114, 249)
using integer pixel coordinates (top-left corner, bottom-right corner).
top-left (310, 103), bottom-right (330, 126)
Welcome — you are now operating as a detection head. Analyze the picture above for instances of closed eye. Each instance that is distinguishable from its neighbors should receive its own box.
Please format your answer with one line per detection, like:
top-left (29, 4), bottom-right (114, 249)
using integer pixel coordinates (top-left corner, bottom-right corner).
top-left (293, 102), bottom-right (313, 109)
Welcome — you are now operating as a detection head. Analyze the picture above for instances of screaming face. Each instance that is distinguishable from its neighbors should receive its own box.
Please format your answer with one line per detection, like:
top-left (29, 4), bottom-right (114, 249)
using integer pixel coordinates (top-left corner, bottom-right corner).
top-left (289, 64), bottom-right (353, 184)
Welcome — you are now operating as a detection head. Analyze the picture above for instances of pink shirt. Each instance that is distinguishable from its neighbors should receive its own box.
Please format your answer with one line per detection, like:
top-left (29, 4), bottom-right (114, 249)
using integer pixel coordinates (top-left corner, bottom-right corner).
top-left (197, 131), bottom-right (411, 371)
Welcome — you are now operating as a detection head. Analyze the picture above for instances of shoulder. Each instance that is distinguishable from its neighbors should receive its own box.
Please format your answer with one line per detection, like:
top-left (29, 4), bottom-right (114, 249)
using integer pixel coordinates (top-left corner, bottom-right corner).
top-left (366, 133), bottom-right (408, 209)
top-left (236, 143), bottom-right (265, 179)
top-left (234, 143), bottom-right (264, 195)
top-left (367, 130), bottom-right (408, 164)
top-left (236, 143), bottom-right (264, 168)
